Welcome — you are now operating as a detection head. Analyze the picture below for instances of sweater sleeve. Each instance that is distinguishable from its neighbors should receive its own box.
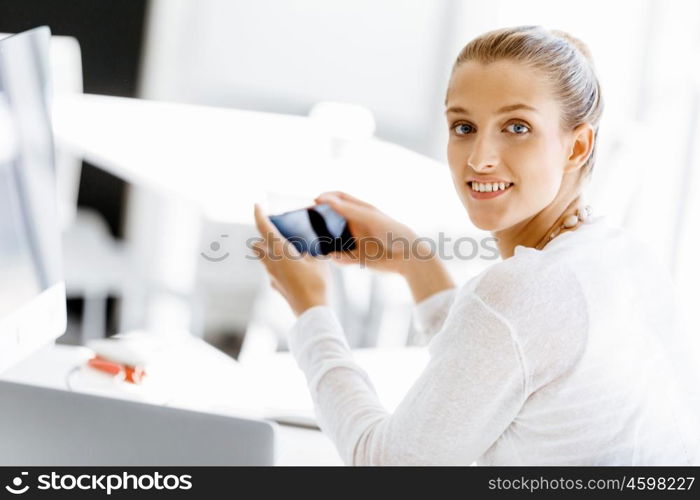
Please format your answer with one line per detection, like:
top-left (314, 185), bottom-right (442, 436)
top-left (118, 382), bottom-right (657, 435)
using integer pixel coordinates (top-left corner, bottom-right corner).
top-left (288, 289), bottom-right (528, 465)
top-left (411, 287), bottom-right (458, 345)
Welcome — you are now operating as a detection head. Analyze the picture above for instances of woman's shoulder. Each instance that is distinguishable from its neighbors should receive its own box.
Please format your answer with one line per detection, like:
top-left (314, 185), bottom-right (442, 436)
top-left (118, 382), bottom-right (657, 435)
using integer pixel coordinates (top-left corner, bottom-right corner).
top-left (453, 246), bottom-right (588, 394)
top-left (472, 215), bottom-right (640, 300)
top-left (460, 215), bottom-right (662, 322)
top-left (471, 245), bottom-right (582, 310)
top-left (459, 242), bottom-right (588, 342)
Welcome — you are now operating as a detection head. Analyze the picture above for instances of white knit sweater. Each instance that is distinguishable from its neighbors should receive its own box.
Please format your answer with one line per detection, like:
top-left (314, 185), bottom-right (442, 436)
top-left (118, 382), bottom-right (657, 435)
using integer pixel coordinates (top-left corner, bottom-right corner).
top-left (288, 216), bottom-right (700, 465)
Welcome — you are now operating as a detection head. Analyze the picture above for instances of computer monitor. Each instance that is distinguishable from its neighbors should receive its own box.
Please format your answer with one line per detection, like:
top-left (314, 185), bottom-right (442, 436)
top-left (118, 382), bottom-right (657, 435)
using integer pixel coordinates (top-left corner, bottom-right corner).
top-left (0, 26), bottom-right (66, 373)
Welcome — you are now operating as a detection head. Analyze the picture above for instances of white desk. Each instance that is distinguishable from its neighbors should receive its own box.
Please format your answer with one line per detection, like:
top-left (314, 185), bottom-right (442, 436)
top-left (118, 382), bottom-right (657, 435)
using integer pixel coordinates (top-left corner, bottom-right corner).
top-left (52, 94), bottom-right (466, 231)
top-left (0, 336), bottom-right (429, 466)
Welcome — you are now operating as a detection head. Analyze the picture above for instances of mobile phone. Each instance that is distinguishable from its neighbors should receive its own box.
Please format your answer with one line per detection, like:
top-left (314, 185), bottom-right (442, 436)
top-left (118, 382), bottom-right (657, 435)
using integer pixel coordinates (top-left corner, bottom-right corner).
top-left (269, 203), bottom-right (356, 256)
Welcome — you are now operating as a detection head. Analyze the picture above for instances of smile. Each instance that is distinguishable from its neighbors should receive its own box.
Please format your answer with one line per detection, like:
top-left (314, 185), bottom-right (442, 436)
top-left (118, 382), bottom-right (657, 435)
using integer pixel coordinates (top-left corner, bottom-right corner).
top-left (468, 181), bottom-right (513, 199)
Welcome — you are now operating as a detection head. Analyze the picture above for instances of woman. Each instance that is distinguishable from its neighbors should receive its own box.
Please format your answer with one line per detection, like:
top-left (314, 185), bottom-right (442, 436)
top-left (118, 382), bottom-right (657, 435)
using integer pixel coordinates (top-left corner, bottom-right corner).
top-left (252, 26), bottom-right (699, 465)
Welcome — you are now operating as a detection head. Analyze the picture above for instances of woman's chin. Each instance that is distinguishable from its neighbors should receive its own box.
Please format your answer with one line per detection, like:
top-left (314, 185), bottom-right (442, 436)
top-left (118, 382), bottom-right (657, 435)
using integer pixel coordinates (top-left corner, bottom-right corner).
top-left (467, 212), bottom-right (505, 232)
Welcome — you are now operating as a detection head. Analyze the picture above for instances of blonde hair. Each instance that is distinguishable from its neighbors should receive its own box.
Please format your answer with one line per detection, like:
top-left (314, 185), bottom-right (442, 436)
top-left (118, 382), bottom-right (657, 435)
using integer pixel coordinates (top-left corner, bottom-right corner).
top-left (449, 26), bottom-right (604, 176)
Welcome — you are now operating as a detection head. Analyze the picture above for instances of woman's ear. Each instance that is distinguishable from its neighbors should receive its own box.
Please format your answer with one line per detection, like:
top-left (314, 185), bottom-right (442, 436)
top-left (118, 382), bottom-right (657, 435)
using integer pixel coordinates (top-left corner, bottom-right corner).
top-left (565, 123), bottom-right (594, 173)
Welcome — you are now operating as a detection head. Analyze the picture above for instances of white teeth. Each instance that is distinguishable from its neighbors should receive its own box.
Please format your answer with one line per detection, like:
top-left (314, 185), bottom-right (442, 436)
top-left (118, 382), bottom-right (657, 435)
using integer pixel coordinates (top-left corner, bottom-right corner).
top-left (471, 181), bottom-right (512, 192)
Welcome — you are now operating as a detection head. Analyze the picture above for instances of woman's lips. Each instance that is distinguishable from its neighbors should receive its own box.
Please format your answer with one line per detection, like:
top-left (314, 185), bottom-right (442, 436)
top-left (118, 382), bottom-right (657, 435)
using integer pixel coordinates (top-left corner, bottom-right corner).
top-left (468, 182), bottom-right (514, 200)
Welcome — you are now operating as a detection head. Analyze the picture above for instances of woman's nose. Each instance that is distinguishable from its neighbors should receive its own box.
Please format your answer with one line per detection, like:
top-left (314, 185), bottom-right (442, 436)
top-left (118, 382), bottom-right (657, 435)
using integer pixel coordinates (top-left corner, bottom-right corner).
top-left (467, 135), bottom-right (499, 171)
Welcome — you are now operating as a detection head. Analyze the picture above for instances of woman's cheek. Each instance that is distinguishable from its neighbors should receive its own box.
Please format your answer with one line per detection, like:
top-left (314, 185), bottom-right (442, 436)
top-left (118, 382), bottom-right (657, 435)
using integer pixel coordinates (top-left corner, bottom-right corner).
top-left (447, 142), bottom-right (468, 176)
top-left (521, 169), bottom-right (561, 210)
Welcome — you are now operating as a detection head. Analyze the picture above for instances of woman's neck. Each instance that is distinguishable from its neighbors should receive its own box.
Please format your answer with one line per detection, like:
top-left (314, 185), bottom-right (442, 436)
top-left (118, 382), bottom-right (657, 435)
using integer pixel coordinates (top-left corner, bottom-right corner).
top-left (493, 186), bottom-right (582, 259)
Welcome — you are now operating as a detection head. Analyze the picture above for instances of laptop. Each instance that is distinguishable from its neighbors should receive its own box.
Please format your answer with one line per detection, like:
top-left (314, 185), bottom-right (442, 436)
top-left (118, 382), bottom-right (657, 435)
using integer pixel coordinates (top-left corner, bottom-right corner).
top-left (0, 379), bottom-right (275, 466)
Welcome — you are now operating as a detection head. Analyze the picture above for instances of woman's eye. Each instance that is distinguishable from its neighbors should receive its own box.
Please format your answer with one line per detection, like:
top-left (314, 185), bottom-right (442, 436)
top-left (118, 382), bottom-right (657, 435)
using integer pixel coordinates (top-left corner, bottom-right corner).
top-left (505, 123), bottom-right (530, 134)
top-left (453, 123), bottom-right (474, 135)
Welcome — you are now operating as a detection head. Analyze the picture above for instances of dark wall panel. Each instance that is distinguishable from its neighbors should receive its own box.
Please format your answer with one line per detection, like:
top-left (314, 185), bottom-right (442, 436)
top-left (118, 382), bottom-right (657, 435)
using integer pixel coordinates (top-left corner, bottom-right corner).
top-left (0, 0), bottom-right (148, 238)
top-left (0, 0), bottom-right (147, 96)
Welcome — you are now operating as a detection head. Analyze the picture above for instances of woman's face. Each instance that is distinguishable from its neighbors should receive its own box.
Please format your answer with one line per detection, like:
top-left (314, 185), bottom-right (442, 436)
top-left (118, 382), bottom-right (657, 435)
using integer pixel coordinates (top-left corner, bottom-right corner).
top-left (446, 59), bottom-right (574, 232)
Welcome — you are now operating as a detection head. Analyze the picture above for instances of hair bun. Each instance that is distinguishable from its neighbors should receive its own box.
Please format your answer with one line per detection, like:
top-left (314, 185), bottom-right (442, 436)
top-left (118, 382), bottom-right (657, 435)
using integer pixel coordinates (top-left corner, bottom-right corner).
top-left (550, 29), bottom-right (595, 65)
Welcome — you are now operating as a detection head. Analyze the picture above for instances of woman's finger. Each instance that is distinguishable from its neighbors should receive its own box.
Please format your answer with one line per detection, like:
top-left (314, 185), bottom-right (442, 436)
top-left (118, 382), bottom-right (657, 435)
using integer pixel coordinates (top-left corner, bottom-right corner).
top-left (253, 241), bottom-right (273, 271)
top-left (254, 203), bottom-right (300, 258)
top-left (254, 204), bottom-right (280, 239)
top-left (252, 238), bottom-right (266, 254)
top-left (316, 191), bottom-right (374, 209)
top-left (315, 193), bottom-right (371, 222)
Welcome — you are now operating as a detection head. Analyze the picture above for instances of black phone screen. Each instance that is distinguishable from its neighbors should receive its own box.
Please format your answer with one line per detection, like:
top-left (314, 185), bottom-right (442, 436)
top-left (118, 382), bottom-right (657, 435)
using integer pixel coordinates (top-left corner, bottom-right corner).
top-left (269, 203), bottom-right (356, 256)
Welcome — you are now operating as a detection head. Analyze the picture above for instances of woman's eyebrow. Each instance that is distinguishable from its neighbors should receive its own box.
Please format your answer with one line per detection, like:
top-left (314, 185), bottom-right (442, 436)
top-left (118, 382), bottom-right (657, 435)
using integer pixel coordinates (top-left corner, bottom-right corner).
top-left (497, 103), bottom-right (538, 114)
top-left (445, 103), bottom-right (538, 115)
top-left (445, 105), bottom-right (468, 115)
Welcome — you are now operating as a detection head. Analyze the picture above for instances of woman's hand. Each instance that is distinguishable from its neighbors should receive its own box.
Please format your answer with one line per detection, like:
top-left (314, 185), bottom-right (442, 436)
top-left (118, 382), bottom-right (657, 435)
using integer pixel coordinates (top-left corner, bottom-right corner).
top-left (315, 191), bottom-right (456, 303)
top-left (253, 203), bottom-right (331, 317)
top-left (315, 191), bottom-right (423, 275)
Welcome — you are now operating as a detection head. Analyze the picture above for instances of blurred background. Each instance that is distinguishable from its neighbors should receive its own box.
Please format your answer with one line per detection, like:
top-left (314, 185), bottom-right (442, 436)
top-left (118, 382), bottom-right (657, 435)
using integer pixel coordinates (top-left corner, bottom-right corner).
top-left (0, 0), bottom-right (698, 361)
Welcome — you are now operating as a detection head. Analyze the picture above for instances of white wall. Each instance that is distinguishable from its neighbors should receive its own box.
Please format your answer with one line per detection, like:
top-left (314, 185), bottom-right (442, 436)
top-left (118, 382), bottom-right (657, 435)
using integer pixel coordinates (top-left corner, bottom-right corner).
top-left (138, 0), bottom-right (677, 164)
top-left (140, 0), bottom-right (464, 159)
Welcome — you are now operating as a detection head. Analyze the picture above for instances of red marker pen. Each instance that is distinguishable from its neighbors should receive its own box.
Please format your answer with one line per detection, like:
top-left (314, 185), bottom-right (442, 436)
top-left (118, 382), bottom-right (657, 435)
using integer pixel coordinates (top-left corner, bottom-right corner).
top-left (87, 355), bottom-right (146, 384)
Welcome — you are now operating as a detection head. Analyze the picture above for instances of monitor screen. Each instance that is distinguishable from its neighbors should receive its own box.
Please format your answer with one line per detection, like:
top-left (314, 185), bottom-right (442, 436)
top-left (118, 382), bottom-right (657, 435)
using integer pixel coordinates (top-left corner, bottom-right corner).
top-left (0, 153), bottom-right (43, 317)
top-left (0, 26), bottom-right (62, 319)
